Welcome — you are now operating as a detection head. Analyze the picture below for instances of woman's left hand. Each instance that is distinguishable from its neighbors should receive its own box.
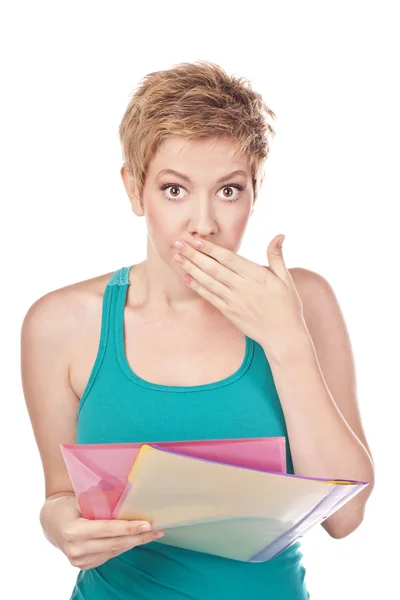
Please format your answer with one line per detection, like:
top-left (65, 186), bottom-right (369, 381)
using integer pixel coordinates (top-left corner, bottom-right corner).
top-left (172, 234), bottom-right (311, 361)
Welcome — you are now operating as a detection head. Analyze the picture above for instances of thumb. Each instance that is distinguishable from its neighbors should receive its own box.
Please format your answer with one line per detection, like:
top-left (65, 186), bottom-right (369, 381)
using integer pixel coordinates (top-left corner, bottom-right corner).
top-left (267, 235), bottom-right (287, 279)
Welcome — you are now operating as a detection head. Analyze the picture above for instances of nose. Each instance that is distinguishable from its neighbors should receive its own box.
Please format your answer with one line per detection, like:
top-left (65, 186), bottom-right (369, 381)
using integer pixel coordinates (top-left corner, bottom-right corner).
top-left (187, 201), bottom-right (218, 238)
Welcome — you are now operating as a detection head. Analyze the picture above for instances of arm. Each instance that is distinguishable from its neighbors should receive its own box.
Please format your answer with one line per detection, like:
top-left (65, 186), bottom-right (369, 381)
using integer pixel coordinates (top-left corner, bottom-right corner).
top-left (20, 289), bottom-right (80, 511)
top-left (262, 268), bottom-right (375, 540)
top-left (21, 289), bottom-right (162, 566)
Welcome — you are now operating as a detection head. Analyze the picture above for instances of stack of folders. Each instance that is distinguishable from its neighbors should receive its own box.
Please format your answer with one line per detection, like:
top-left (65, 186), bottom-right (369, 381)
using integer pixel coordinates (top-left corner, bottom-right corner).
top-left (60, 438), bottom-right (369, 562)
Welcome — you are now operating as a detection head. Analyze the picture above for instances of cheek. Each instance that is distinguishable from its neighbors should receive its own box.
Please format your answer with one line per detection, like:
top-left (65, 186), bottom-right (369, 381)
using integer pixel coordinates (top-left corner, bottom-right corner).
top-left (146, 205), bottom-right (177, 249)
top-left (146, 208), bottom-right (161, 233)
top-left (229, 214), bottom-right (249, 239)
top-left (146, 204), bottom-right (172, 235)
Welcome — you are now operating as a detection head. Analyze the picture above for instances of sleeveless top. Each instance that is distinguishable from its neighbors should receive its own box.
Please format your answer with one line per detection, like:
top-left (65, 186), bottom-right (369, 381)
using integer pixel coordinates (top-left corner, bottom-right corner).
top-left (70, 265), bottom-right (310, 600)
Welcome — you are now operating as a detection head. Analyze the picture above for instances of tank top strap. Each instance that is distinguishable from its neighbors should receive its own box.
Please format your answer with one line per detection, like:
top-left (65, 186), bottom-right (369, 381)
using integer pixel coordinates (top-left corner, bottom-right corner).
top-left (104, 265), bottom-right (133, 342)
top-left (77, 265), bottom-right (134, 415)
top-left (105, 265), bottom-right (134, 352)
top-left (107, 265), bottom-right (132, 287)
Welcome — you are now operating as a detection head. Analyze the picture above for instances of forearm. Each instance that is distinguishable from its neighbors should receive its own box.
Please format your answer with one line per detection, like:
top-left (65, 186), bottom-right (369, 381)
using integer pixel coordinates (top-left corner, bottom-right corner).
top-left (264, 333), bottom-right (375, 537)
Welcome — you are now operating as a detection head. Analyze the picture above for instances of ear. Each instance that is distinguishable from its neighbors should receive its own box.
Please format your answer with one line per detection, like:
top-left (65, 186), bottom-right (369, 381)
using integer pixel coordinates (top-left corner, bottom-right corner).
top-left (120, 163), bottom-right (144, 216)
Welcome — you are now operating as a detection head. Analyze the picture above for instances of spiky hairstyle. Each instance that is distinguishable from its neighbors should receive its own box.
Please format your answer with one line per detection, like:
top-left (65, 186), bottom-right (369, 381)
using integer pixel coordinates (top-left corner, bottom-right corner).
top-left (118, 60), bottom-right (276, 205)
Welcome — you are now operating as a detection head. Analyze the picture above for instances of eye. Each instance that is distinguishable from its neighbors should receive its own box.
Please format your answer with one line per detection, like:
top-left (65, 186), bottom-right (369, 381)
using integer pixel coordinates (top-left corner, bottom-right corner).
top-left (218, 185), bottom-right (244, 203)
top-left (160, 183), bottom-right (245, 203)
top-left (160, 184), bottom-right (188, 201)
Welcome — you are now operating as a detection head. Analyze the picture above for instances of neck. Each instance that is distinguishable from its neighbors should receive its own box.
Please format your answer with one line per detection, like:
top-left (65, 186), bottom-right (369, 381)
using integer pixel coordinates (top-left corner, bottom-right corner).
top-left (129, 259), bottom-right (221, 320)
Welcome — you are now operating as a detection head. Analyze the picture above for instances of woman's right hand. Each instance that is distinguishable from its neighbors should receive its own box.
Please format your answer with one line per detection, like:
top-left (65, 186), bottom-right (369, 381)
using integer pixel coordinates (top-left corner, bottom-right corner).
top-left (40, 493), bottom-right (164, 570)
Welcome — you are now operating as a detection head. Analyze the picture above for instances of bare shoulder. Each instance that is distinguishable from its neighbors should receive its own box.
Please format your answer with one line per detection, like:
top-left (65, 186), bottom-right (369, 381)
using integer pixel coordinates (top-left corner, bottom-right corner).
top-left (287, 266), bottom-right (325, 290)
top-left (286, 266), bottom-right (343, 334)
top-left (21, 268), bottom-right (117, 387)
top-left (23, 268), bottom-right (115, 337)
top-left (287, 266), bottom-right (341, 318)
top-left (264, 266), bottom-right (326, 298)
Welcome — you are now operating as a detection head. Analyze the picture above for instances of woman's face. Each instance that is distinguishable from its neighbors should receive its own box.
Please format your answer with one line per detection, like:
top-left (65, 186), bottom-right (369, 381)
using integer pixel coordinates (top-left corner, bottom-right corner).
top-left (123, 136), bottom-right (254, 269)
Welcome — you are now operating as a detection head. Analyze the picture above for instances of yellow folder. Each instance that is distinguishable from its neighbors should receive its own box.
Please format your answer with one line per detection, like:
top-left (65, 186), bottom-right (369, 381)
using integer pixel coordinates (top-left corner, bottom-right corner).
top-left (115, 445), bottom-right (369, 562)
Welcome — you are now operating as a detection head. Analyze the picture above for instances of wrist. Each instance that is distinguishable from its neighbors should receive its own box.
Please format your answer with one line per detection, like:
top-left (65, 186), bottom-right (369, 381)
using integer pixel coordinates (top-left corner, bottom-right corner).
top-left (40, 493), bottom-right (77, 550)
top-left (262, 328), bottom-right (316, 368)
top-left (45, 491), bottom-right (76, 502)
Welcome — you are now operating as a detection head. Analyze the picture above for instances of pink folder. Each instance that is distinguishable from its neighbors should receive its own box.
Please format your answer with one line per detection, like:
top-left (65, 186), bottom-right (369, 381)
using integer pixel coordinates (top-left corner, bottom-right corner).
top-left (60, 437), bottom-right (286, 520)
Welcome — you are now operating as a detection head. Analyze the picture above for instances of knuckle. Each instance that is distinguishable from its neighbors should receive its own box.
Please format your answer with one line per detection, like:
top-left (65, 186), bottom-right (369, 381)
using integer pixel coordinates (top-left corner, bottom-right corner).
top-left (63, 527), bottom-right (76, 543)
top-left (223, 249), bottom-right (233, 263)
top-left (208, 261), bottom-right (217, 276)
top-left (69, 556), bottom-right (82, 568)
top-left (67, 545), bottom-right (82, 560)
top-left (128, 525), bottom-right (139, 535)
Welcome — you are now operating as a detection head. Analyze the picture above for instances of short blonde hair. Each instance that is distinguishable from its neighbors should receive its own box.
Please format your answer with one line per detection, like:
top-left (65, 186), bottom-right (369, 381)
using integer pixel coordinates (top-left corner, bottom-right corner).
top-left (118, 60), bottom-right (276, 205)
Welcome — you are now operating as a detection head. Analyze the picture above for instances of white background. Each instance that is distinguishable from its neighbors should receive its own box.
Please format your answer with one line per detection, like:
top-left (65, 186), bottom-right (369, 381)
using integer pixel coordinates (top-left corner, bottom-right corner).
top-left (2, 1), bottom-right (398, 598)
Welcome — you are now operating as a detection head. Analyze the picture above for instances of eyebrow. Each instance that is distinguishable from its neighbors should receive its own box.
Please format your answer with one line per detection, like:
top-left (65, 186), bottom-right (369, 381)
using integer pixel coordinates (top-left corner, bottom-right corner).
top-left (156, 169), bottom-right (248, 184)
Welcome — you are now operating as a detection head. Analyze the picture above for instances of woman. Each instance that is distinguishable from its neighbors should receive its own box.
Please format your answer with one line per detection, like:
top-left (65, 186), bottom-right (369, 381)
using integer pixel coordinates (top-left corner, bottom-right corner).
top-left (21, 60), bottom-right (375, 600)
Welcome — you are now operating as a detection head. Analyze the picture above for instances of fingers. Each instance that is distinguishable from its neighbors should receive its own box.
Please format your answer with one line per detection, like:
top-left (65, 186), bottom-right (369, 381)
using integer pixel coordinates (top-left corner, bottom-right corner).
top-left (67, 529), bottom-right (165, 569)
top-left (83, 530), bottom-right (164, 556)
top-left (73, 518), bottom-right (153, 540)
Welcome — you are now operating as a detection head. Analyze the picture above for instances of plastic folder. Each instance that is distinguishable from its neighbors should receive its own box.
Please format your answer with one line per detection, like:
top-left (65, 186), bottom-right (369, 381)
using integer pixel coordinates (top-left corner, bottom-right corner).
top-left (114, 444), bottom-right (370, 563)
top-left (60, 437), bottom-right (286, 520)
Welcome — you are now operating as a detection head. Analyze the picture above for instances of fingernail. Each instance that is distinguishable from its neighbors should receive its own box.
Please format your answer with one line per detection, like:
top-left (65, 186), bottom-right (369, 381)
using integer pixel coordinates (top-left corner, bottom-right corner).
top-left (153, 530), bottom-right (165, 539)
top-left (277, 236), bottom-right (285, 248)
top-left (138, 523), bottom-right (152, 532)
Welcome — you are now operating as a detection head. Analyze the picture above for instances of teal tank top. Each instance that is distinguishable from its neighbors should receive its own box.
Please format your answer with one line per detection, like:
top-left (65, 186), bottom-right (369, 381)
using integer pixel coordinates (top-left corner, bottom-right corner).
top-left (70, 265), bottom-right (310, 600)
